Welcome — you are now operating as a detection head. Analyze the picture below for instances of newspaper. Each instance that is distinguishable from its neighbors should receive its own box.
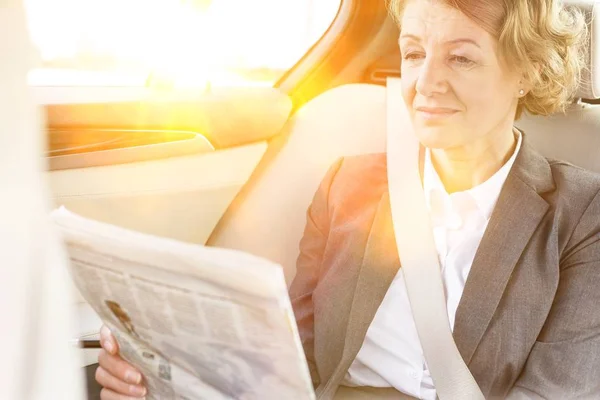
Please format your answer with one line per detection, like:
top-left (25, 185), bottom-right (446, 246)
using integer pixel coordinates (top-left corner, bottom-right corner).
top-left (52, 207), bottom-right (315, 400)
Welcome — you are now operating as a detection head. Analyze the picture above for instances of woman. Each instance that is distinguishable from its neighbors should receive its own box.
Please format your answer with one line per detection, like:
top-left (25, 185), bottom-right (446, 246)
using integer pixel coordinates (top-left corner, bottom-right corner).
top-left (95, 0), bottom-right (600, 399)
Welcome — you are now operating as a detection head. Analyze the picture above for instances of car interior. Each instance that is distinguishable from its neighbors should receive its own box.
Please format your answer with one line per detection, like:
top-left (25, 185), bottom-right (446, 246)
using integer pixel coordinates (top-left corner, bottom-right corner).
top-left (22, 0), bottom-right (600, 396)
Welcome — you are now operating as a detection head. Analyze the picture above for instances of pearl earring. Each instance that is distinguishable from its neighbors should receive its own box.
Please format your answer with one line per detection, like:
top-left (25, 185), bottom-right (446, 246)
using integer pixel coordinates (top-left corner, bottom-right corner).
top-left (519, 89), bottom-right (525, 96)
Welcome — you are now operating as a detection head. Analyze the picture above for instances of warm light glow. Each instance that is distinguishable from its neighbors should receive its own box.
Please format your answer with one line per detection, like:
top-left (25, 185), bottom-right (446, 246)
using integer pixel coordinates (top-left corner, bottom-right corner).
top-left (24, 0), bottom-right (341, 87)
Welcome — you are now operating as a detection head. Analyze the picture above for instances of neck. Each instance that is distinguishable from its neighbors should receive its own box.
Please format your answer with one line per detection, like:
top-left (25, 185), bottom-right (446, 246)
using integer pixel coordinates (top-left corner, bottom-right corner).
top-left (430, 126), bottom-right (517, 194)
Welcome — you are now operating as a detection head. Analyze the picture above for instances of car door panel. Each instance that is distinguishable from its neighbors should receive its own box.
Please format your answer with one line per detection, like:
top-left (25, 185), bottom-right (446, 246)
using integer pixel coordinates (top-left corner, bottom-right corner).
top-left (50, 141), bottom-right (267, 245)
top-left (42, 87), bottom-right (289, 367)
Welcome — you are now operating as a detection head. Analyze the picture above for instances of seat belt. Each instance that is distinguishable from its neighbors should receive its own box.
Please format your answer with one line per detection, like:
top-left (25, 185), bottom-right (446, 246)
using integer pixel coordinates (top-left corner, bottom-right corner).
top-left (385, 77), bottom-right (485, 400)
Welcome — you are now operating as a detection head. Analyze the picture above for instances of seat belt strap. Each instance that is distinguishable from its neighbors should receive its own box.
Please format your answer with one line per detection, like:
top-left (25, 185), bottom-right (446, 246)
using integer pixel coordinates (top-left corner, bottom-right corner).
top-left (386, 77), bottom-right (485, 400)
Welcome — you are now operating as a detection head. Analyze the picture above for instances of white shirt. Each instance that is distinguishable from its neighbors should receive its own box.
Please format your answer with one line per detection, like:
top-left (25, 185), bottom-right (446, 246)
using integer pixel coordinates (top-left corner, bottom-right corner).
top-left (342, 131), bottom-right (522, 399)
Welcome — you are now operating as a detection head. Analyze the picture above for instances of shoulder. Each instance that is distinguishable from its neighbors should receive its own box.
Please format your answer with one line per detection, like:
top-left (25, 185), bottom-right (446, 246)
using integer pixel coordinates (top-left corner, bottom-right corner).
top-left (548, 159), bottom-right (600, 212)
top-left (320, 153), bottom-right (389, 216)
top-left (334, 153), bottom-right (387, 180)
top-left (546, 160), bottom-right (600, 252)
top-left (329, 153), bottom-right (388, 195)
top-left (549, 159), bottom-right (600, 195)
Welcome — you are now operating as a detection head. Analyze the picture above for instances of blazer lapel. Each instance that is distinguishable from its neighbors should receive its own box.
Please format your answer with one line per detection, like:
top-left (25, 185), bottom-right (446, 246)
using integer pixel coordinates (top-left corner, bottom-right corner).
top-left (316, 192), bottom-right (401, 399)
top-left (453, 138), bottom-right (556, 364)
top-left (342, 194), bottom-right (400, 360)
top-left (317, 147), bottom-right (426, 399)
top-left (338, 148), bottom-right (426, 370)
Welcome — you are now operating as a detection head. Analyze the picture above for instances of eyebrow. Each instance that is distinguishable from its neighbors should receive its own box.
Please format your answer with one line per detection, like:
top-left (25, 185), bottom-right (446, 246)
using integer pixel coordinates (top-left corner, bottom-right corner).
top-left (399, 34), bottom-right (481, 48)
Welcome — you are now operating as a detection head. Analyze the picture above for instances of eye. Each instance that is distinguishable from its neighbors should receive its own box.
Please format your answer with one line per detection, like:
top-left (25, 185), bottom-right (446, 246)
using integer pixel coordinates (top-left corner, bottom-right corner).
top-left (402, 52), bottom-right (425, 62)
top-left (450, 55), bottom-right (475, 67)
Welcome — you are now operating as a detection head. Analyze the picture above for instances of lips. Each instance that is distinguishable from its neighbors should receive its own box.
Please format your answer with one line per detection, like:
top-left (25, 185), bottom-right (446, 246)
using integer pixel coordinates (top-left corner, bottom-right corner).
top-left (415, 107), bottom-right (458, 114)
top-left (415, 106), bottom-right (458, 121)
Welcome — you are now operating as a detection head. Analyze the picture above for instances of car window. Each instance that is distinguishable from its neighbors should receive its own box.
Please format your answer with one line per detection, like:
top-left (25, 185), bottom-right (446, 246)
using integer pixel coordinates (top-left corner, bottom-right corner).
top-left (24, 0), bottom-right (341, 88)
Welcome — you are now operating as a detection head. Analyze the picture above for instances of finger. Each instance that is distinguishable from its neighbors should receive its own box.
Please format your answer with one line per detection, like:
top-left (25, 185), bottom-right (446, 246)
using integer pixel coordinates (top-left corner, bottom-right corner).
top-left (96, 367), bottom-right (146, 398)
top-left (100, 387), bottom-right (146, 400)
top-left (100, 325), bottom-right (119, 355)
top-left (98, 349), bottom-right (143, 385)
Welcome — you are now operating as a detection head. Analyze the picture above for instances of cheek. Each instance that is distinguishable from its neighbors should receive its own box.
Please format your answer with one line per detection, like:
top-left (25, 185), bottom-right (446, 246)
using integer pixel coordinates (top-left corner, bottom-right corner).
top-left (400, 75), bottom-right (416, 109)
top-left (400, 70), bottom-right (421, 126)
top-left (456, 77), bottom-right (515, 123)
top-left (453, 79), bottom-right (489, 112)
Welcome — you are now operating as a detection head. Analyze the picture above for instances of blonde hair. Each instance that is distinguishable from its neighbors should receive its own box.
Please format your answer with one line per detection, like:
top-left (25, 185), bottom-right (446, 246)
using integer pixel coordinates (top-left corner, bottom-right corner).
top-left (388, 0), bottom-right (589, 118)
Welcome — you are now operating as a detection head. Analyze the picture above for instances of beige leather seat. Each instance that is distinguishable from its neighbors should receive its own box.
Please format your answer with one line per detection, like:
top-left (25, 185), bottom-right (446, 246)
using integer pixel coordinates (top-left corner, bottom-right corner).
top-left (208, 84), bottom-right (387, 283)
top-left (210, 0), bottom-right (600, 284)
top-left (516, 1), bottom-right (600, 172)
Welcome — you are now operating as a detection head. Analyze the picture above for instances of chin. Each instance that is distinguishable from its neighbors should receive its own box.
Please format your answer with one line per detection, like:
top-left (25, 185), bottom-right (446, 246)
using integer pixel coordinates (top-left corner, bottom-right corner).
top-left (413, 125), bottom-right (460, 150)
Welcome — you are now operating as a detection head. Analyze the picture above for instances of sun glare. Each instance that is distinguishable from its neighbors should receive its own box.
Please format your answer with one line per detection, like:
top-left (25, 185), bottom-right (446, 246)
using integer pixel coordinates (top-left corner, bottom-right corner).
top-left (24, 0), bottom-right (340, 87)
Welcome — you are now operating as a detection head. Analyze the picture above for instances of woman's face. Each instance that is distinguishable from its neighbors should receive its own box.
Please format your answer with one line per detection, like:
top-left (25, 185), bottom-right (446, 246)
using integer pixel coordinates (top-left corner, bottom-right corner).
top-left (399, 0), bottom-right (522, 150)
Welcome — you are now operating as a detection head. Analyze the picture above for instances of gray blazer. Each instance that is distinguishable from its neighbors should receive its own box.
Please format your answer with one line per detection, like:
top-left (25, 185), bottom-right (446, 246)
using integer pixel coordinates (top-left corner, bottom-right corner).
top-left (289, 137), bottom-right (600, 399)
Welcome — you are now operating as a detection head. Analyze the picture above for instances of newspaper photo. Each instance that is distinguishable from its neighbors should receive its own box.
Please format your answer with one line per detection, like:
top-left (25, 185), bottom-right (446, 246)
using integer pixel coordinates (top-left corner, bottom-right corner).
top-left (52, 207), bottom-right (316, 400)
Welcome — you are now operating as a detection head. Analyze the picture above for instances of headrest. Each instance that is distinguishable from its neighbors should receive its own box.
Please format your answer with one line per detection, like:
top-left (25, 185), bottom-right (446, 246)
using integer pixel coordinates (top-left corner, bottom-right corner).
top-left (566, 0), bottom-right (600, 99)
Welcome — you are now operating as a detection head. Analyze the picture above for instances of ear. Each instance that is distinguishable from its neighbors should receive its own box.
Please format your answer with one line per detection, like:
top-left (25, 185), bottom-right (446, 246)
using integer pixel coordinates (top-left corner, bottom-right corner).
top-left (518, 62), bottom-right (541, 97)
top-left (518, 82), bottom-right (531, 98)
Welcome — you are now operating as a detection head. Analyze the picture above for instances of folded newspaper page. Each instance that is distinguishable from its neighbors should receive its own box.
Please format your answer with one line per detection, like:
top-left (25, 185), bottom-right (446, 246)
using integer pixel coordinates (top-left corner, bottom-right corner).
top-left (52, 207), bottom-right (315, 400)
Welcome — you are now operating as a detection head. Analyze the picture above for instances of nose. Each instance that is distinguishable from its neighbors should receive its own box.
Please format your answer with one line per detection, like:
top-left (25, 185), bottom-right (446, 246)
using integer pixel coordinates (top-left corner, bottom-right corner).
top-left (415, 58), bottom-right (448, 97)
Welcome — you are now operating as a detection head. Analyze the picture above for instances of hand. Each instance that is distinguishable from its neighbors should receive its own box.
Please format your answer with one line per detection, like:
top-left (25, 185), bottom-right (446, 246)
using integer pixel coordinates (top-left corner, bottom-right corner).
top-left (96, 325), bottom-right (147, 399)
